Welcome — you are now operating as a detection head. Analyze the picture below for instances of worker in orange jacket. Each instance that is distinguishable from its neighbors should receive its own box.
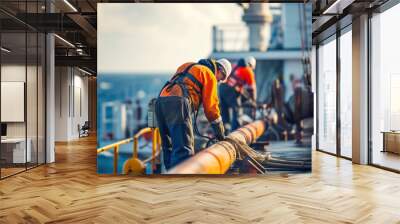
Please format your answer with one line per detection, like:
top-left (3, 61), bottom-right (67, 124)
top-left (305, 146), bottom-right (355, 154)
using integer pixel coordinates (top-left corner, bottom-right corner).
top-left (219, 56), bottom-right (257, 133)
top-left (155, 58), bottom-right (232, 170)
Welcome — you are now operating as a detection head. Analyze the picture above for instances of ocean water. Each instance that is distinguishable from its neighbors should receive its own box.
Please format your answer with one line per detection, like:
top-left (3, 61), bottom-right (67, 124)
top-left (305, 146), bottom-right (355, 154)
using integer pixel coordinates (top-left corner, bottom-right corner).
top-left (97, 73), bottom-right (170, 174)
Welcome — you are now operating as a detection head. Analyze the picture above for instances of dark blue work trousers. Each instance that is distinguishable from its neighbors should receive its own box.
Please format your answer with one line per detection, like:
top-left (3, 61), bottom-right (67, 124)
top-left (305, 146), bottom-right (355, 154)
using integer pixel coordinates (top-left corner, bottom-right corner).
top-left (155, 96), bottom-right (194, 170)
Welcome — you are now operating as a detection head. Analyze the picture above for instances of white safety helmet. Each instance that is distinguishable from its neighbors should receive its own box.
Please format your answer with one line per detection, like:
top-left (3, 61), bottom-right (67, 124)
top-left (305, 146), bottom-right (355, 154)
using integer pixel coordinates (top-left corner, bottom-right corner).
top-left (246, 56), bottom-right (256, 69)
top-left (216, 58), bottom-right (232, 81)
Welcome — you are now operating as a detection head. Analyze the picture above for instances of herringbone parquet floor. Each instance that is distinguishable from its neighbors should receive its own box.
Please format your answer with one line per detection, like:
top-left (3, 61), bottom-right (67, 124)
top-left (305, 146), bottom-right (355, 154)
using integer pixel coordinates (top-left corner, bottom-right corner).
top-left (1, 135), bottom-right (400, 223)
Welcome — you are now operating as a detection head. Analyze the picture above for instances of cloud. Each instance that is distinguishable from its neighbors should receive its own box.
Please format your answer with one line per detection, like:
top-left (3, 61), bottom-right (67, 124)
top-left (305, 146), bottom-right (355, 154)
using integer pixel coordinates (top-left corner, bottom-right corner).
top-left (98, 3), bottom-right (243, 74)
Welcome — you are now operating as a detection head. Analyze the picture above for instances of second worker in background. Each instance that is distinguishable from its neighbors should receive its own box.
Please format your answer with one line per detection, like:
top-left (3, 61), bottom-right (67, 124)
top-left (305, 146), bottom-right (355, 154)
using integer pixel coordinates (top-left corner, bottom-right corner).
top-left (219, 56), bottom-right (257, 133)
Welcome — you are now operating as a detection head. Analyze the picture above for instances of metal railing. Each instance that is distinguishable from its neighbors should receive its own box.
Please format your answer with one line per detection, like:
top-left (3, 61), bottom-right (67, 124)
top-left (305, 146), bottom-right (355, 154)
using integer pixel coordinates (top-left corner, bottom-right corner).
top-left (97, 127), bottom-right (161, 175)
top-left (212, 24), bottom-right (249, 52)
top-left (130, 127), bottom-right (161, 174)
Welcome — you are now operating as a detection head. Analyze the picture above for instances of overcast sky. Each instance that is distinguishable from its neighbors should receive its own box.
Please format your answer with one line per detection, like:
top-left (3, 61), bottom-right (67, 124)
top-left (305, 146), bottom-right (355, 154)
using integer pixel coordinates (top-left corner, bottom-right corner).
top-left (98, 3), bottom-right (243, 74)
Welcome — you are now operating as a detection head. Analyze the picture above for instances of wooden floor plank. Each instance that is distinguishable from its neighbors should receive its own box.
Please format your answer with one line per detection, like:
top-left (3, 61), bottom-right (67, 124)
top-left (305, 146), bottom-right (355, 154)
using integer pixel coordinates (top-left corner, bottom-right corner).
top-left (0, 135), bottom-right (399, 223)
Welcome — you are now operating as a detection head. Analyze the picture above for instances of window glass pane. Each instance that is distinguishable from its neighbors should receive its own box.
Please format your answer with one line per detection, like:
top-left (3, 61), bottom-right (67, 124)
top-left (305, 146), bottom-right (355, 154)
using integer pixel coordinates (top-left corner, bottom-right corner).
top-left (27, 31), bottom-right (38, 169)
top-left (1, 30), bottom-right (27, 177)
top-left (0, 1), bottom-right (46, 179)
top-left (340, 29), bottom-right (352, 158)
top-left (371, 4), bottom-right (400, 171)
top-left (318, 37), bottom-right (337, 154)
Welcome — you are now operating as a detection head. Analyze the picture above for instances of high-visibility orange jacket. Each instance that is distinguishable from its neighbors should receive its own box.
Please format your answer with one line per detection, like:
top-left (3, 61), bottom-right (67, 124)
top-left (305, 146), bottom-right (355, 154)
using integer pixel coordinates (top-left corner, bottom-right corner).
top-left (160, 62), bottom-right (222, 124)
top-left (226, 66), bottom-right (257, 100)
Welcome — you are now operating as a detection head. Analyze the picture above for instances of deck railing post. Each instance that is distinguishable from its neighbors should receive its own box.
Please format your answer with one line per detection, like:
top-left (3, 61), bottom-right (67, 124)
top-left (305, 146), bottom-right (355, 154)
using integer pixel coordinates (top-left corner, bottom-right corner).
top-left (133, 137), bottom-right (138, 159)
top-left (151, 129), bottom-right (157, 172)
top-left (114, 145), bottom-right (119, 175)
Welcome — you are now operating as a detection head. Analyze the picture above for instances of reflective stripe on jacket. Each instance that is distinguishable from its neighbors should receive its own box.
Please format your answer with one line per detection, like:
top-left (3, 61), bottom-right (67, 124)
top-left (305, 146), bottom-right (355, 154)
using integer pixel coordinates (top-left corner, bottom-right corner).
top-left (160, 62), bottom-right (222, 123)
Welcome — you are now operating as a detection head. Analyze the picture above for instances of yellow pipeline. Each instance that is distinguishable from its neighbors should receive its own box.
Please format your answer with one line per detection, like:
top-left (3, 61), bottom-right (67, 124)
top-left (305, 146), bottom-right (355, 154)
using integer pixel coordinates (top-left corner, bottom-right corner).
top-left (167, 120), bottom-right (265, 174)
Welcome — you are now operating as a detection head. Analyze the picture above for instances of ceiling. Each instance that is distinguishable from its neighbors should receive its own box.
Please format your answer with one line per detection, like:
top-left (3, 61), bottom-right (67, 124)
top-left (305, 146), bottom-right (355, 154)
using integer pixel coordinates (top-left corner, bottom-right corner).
top-left (312, 0), bottom-right (390, 44)
top-left (0, 0), bottom-right (98, 74)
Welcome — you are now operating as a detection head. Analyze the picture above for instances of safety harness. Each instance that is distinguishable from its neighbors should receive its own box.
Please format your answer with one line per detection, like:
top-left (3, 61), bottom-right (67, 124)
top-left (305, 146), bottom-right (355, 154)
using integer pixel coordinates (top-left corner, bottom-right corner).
top-left (159, 63), bottom-right (202, 105)
top-left (159, 63), bottom-right (216, 145)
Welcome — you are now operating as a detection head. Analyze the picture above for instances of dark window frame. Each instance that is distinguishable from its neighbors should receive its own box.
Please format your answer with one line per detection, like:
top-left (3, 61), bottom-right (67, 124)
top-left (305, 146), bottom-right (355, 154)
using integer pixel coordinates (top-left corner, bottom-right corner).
top-left (368, 0), bottom-right (400, 173)
top-left (0, 0), bottom-right (47, 180)
top-left (314, 18), bottom-right (352, 161)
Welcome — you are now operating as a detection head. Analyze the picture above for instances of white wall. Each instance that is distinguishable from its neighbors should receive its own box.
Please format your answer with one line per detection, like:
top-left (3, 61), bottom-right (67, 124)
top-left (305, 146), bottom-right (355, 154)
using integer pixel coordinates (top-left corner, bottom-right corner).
top-left (55, 67), bottom-right (69, 141)
top-left (1, 65), bottom-right (26, 139)
top-left (46, 32), bottom-right (56, 163)
top-left (311, 46), bottom-right (316, 150)
top-left (1, 63), bottom-right (46, 163)
top-left (55, 67), bottom-right (89, 141)
top-left (352, 14), bottom-right (369, 164)
top-left (0, 65), bottom-right (40, 138)
top-left (72, 73), bottom-right (89, 138)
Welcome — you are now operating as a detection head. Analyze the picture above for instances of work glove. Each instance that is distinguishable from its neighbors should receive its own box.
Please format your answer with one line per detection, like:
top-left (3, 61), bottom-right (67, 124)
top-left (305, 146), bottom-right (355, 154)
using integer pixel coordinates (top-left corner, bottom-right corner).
top-left (211, 121), bottom-right (225, 141)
